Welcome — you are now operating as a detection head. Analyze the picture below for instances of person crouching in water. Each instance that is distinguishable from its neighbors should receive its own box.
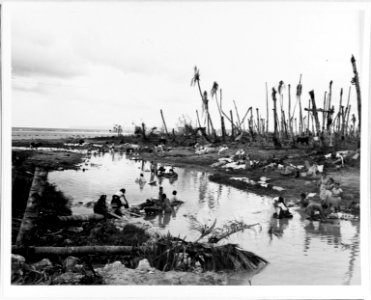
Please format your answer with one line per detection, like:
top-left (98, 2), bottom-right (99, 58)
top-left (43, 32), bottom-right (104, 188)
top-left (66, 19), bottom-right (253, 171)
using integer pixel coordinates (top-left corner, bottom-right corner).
top-left (273, 196), bottom-right (293, 219)
top-left (301, 193), bottom-right (324, 219)
top-left (111, 195), bottom-right (123, 216)
top-left (94, 195), bottom-right (108, 216)
top-left (114, 188), bottom-right (129, 208)
top-left (160, 193), bottom-right (174, 214)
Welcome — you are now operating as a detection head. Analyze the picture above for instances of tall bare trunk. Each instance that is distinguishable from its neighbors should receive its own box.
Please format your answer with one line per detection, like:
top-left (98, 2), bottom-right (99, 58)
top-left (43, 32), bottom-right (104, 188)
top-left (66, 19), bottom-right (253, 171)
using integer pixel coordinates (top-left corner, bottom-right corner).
top-left (322, 91), bottom-right (327, 133)
top-left (265, 82), bottom-right (269, 134)
top-left (230, 110), bottom-right (235, 138)
top-left (309, 90), bottom-right (320, 135)
top-left (288, 84), bottom-right (292, 136)
top-left (272, 88), bottom-right (278, 139)
top-left (296, 75), bottom-right (303, 135)
top-left (350, 55), bottom-right (361, 134)
top-left (160, 109), bottom-right (170, 137)
top-left (327, 81), bottom-right (333, 132)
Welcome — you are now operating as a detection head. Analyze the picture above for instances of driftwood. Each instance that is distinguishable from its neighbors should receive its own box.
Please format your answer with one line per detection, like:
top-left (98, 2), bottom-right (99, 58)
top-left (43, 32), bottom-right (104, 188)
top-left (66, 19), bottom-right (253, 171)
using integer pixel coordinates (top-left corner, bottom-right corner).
top-left (16, 168), bottom-right (48, 246)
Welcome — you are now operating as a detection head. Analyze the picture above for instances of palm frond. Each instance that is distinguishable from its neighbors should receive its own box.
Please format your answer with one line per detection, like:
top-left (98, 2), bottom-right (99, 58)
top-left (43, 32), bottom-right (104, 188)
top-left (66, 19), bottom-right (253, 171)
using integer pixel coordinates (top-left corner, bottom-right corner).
top-left (190, 66), bottom-right (200, 86)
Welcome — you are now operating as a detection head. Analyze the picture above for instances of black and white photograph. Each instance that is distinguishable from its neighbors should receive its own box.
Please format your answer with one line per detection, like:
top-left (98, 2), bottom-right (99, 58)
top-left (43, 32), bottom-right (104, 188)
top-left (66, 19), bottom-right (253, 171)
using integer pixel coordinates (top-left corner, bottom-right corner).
top-left (1, 1), bottom-right (371, 297)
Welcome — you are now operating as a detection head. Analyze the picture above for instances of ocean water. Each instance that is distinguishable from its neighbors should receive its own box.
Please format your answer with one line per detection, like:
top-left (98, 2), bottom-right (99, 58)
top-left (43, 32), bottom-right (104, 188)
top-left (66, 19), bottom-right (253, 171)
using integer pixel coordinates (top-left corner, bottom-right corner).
top-left (12, 127), bottom-right (129, 140)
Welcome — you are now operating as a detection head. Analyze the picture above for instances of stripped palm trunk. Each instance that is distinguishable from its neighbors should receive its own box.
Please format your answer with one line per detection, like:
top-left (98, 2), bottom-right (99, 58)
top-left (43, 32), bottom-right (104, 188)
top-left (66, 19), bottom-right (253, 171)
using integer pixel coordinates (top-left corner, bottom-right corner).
top-left (288, 84), bottom-right (292, 136)
top-left (265, 82), bottom-right (269, 134)
top-left (345, 105), bottom-right (352, 135)
top-left (230, 110), bottom-right (235, 138)
top-left (309, 91), bottom-right (320, 135)
top-left (322, 91), bottom-right (327, 133)
top-left (343, 86), bottom-right (351, 136)
top-left (336, 88), bottom-right (343, 133)
top-left (256, 108), bottom-right (260, 134)
top-left (221, 116), bottom-right (226, 141)
top-left (160, 109), bottom-right (170, 137)
top-left (196, 110), bottom-right (202, 128)
top-left (327, 81), bottom-right (333, 133)
top-left (296, 75), bottom-right (303, 135)
top-left (233, 100), bottom-right (242, 131)
top-left (282, 110), bottom-right (288, 138)
top-left (307, 100), bottom-right (311, 133)
top-left (294, 118), bottom-right (298, 135)
top-left (351, 55), bottom-right (361, 134)
top-left (16, 168), bottom-right (48, 246)
top-left (272, 88), bottom-right (279, 144)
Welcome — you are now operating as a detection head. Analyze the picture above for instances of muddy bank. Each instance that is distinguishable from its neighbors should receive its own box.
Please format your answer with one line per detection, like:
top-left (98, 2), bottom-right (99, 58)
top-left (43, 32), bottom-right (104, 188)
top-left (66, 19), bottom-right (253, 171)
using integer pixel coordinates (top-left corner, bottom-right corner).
top-left (139, 145), bottom-right (360, 213)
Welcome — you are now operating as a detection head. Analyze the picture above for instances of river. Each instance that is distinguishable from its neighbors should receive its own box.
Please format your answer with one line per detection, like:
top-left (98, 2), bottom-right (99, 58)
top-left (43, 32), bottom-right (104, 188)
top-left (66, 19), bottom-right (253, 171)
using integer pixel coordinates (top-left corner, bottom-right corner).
top-left (47, 151), bottom-right (360, 285)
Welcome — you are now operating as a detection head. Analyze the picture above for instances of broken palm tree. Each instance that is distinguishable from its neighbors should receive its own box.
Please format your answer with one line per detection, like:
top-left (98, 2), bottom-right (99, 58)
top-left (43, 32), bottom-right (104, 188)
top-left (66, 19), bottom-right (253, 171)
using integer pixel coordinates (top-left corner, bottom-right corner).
top-left (145, 217), bottom-right (266, 272)
top-left (191, 66), bottom-right (217, 139)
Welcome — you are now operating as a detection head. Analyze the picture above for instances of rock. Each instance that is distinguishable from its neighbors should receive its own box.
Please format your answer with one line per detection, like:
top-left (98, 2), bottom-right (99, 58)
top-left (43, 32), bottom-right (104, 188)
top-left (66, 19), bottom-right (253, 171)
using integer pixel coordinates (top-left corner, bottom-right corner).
top-left (63, 239), bottom-right (73, 246)
top-left (96, 261), bottom-right (228, 285)
top-left (63, 256), bottom-right (80, 272)
top-left (67, 226), bottom-right (84, 233)
top-left (12, 254), bottom-right (26, 269)
top-left (32, 258), bottom-right (53, 270)
top-left (136, 259), bottom-right (154, 272)
top-left (52, 272), bottom-right (84, 285)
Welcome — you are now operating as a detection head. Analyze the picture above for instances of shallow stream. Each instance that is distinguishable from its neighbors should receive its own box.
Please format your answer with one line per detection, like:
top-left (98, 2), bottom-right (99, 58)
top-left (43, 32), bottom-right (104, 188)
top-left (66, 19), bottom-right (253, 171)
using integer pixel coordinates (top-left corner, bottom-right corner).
top-left (47, 151), bottom-right (360, 285)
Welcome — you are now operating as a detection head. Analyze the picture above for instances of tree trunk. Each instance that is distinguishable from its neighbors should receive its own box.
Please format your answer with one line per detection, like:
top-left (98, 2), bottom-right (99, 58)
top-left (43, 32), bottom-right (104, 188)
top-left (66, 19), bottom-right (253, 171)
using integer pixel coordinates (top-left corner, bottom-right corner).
top-left (307, 100), bottom-right (311, 133)
top-left (265, 82), bottom-right (269, 134)
top-left (337, 88), bottom-right (343, 134)
top-left (57, 214), bottom-right (105, 223)
top-left (322, 91), bottom-right (327, 132)
top-left (196, 110), bottom-right (202, 128)
top-left (327, 81), bottom-right (333, 132)
top-left (309, 90), bottom-right (320, 135)
top-left (296, 75), bottom-right (303, 135)
top-left (16, 168), bottom-right (48, 246)
top-left (221, 116), bottom-right (226, 141)
top-left (288, 84), bottom-right (292, 136)
top-left (256, 108), bottom-right (260, 134)
top-left (141, 123), bottom-right (146, 140)
top-left (350, 55), bottom-right (361, 134)
top-left (230, 110), bottom-right (235, 138)
top-left (13, 245), bottom-right (135, 256)
top-left (272, 88), bottom-right (278, 140)
top-left (160, 109), bottom-right (170, 137)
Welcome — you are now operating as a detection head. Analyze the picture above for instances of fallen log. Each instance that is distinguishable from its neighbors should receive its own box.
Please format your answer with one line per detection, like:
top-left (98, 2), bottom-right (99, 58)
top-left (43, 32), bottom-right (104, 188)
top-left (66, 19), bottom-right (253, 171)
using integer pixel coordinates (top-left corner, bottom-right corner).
top-left (12, 245), bottom-right (135, 256)
top-left (16, 168), bottom-right (48, 246)
top-left (57, 214), bottom-right (105, 223)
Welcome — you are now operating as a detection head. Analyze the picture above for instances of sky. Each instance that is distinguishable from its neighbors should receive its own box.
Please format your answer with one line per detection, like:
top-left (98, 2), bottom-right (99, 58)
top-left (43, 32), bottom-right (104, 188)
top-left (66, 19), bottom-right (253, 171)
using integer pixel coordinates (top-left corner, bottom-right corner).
top-left (10, 2), bottom-right (366, 130)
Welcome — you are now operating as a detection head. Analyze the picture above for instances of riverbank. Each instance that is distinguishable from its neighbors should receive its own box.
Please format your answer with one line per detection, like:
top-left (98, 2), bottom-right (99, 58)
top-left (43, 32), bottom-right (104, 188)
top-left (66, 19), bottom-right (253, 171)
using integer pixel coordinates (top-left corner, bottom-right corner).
top-left (12, 136), bottom-right (361, 214)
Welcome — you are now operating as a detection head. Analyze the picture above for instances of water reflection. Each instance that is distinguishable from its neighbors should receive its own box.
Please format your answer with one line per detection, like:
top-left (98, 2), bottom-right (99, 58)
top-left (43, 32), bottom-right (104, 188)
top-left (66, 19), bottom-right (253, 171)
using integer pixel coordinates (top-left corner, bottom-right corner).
top-left (47, 151), bottom-right (360, 285)
top-left (268, 217), bottom-right (290, 241)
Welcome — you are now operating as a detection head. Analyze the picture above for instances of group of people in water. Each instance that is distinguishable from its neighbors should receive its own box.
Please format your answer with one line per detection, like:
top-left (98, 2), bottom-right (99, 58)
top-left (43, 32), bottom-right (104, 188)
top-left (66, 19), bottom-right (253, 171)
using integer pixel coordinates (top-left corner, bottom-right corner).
top-left (93, 185), bottom-right (182, 218)
top-left (93, 188), bottom-right (130, 217)
top-left (272, 174), bottom-right (344, 220)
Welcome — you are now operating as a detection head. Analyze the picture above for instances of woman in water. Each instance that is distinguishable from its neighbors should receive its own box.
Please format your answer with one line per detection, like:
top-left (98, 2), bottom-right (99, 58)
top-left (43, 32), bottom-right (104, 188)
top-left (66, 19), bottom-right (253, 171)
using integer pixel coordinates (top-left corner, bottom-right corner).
top-left (94, 195), bottom-right (108, 216)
